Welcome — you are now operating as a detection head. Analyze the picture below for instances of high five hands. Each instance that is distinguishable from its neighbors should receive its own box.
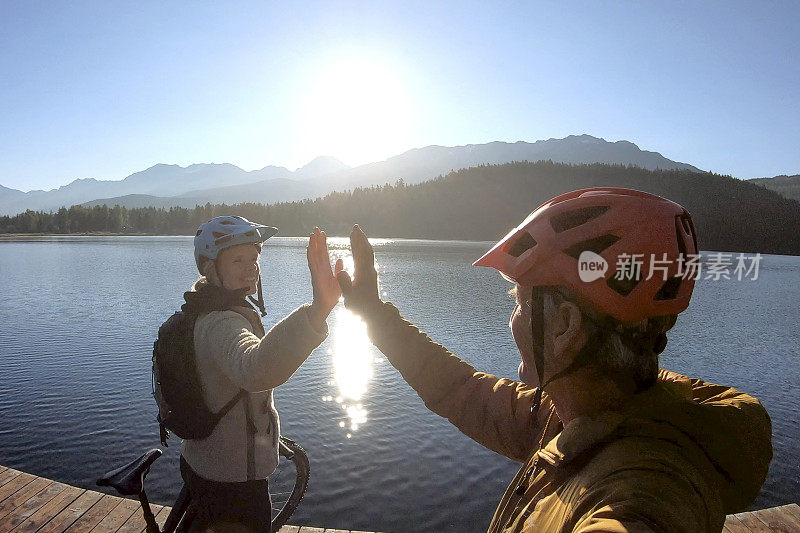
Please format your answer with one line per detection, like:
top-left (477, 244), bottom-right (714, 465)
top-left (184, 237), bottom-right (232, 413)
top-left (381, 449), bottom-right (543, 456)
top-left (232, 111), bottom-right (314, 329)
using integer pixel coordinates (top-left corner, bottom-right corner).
top-left (306, 224), bottom-right (381, 331)
top-left (306, 227), bottom-right (344, 332)
top-left (336, 224), bottom-right (381, 316)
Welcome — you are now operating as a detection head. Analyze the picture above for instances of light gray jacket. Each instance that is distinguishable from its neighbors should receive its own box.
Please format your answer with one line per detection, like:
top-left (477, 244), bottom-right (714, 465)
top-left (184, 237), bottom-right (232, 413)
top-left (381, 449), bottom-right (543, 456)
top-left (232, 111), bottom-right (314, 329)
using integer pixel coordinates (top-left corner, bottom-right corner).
top-left (181, 303), bottom-right (326, 482)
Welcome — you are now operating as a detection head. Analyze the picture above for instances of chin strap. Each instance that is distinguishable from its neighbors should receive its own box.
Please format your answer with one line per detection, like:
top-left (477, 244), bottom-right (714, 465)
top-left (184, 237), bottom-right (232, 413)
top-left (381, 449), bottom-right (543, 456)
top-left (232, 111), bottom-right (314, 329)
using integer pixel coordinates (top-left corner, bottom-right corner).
top-left (247, 276), bottom-right (266, 317)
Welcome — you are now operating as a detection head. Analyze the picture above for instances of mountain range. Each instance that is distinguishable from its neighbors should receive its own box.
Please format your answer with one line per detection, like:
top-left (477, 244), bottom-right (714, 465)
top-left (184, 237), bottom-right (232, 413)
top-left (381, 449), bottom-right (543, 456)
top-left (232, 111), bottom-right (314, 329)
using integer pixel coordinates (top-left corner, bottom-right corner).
top-left (0, 135), bottom-right (702, 216)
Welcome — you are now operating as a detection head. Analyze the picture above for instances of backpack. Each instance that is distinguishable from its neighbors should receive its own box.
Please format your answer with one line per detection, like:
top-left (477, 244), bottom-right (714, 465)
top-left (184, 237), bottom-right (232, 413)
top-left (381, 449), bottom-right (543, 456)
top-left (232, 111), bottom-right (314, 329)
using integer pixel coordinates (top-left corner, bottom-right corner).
top-left (152, 311), bottom-right (246, 446)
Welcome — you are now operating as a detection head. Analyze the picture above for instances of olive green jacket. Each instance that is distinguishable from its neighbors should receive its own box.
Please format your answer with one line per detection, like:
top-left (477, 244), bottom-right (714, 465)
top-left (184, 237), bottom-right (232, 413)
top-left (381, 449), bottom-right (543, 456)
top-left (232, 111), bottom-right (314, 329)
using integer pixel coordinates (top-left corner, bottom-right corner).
top-left (362, 301), bottom-right (772, 532)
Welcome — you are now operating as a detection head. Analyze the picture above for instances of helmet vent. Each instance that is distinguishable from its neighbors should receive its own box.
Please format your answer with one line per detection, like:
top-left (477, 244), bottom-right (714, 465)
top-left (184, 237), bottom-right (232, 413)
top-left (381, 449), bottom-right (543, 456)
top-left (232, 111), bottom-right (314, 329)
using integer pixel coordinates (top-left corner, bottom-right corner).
top-left (675, 213), bottom-right (697, 257)
top-left (563, 234), bottom-right (620, 260)
top-left (219, 220), bottom-right (235, 225)
top-left (606, 268), bottom-right (641, 296)
top-left (195, 229), bottom-right (202, 237)
top-left (550, 206), bottom-right (610, 233)
top-left (212, 231), bottom-right (228, 239)
top-left (655, 276), bottom-right (682, 301)
top-left (505, 232), bottom-right (537, 257)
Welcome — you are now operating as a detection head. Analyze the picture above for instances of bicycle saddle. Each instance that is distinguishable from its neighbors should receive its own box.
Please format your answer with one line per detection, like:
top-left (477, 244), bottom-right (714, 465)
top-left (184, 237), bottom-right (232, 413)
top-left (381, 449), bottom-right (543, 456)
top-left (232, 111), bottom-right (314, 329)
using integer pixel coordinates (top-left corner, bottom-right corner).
top-left (97, 449), bottom-right (162, 496)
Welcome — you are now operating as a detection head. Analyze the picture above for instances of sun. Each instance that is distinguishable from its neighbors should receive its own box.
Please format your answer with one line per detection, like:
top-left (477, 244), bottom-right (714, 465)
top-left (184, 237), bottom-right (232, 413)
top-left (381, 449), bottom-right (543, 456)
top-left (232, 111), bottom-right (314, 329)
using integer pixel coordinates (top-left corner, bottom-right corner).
top-left (296, 55), bottom-right (415, 166)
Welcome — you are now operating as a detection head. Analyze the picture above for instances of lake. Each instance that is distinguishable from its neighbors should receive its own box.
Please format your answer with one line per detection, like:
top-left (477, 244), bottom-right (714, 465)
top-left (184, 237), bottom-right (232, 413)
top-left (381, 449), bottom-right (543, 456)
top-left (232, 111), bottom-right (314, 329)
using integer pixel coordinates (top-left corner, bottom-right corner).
top-left (0, 236), bottom-right (798, 532)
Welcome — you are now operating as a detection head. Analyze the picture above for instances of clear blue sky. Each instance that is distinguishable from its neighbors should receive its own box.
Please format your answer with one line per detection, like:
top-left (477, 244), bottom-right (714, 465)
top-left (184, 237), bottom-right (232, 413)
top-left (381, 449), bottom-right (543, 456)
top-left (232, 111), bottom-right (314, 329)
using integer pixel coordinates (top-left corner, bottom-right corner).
top-left (1, 0), bottom-right (798, 191)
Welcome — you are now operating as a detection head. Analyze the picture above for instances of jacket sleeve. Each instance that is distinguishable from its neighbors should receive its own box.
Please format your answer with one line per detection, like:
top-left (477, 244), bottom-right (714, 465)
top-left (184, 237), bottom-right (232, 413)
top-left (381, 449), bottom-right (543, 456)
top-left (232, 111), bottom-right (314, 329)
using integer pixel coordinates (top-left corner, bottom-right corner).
top-left (196, 305), bottom-right (327, 392)
top-left (363, 301), bottom-right (554, 462)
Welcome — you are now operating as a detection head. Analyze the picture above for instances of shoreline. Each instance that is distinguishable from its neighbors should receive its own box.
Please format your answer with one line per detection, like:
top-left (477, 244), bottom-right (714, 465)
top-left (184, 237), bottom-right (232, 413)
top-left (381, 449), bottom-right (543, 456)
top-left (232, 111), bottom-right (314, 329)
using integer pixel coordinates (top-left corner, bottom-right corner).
top-left (1, 233), bottom-right (797, 257)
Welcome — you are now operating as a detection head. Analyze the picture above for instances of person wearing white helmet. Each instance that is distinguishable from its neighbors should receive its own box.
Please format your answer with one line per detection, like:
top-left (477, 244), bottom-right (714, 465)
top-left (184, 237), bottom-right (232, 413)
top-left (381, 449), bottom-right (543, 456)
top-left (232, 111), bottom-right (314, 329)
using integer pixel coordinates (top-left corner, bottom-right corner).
top-left (181, 216), bottom-right (342, 532)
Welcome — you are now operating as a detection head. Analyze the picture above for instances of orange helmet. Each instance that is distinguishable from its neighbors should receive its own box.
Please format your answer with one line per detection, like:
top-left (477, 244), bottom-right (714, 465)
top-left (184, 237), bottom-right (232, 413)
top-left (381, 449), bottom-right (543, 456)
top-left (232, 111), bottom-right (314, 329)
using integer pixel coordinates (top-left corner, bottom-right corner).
top-left (474, 187), bottom-right (698, 324)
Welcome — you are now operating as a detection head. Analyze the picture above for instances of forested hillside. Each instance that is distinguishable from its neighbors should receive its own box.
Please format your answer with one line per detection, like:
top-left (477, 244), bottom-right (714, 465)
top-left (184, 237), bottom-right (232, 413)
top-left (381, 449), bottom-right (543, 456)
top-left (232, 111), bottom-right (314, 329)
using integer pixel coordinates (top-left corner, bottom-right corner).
top-left (751, 174), bottom-right (800, 202)
top-left (3, 162), bottom-right (799, 255)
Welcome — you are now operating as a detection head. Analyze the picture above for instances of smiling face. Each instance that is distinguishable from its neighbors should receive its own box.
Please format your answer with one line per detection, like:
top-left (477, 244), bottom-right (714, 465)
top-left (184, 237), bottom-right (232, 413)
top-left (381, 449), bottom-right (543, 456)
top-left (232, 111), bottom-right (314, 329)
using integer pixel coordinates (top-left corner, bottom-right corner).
top-left (215, 243), bottom-right (261, 295)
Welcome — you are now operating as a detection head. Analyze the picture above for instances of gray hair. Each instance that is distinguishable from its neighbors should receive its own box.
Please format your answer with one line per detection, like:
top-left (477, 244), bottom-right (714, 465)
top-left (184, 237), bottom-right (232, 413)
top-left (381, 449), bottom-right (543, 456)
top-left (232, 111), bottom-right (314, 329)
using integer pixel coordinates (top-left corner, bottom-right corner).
top-left (543, 287), bottom-right (677, 392)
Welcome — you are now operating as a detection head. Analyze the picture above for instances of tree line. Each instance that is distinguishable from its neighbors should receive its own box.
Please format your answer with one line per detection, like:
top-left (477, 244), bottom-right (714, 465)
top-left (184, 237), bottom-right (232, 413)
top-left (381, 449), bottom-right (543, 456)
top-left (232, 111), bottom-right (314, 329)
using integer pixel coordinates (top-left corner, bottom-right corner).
top-left (3, 161), bottom-right (800, 255)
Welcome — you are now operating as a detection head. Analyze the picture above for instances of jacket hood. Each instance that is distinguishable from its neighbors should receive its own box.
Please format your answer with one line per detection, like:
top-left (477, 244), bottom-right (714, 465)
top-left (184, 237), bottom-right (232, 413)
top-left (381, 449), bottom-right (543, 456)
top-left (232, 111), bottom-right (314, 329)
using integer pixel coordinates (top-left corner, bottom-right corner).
top-left (543, 372), bottom-right (772, 513)
top-left (625, 377), bottom-right (771, 512)
top-left (182, 278), bottom-right (253, 315)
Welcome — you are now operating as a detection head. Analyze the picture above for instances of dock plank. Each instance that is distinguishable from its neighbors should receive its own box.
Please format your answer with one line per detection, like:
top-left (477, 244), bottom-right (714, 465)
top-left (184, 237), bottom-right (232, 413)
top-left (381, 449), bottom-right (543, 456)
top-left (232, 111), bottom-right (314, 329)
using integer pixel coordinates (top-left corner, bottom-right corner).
top-left (0, 481), bottom-right (67, 531)
top-left (151, 505), bottom-right (173, 532)
top-left (88, 496), bottom-right (140, 532)
top-left (783, 505), bottom-right (800, 524)
top-left (0, 468), bottom-right (22, 488)
top-left (0, 477), bottom-right (52, 521)
top-left (116, 503), bottom-right (162, 533)
top-left (64, 493), bottom-right (123, 532)
top-left (0, 473), bottom-right (36, 504)
top-left (37, 489), bottom-right (103, 533)
top-left (278, 527), bottom-right (300, 533)
top-left (725, 513), bottom-right (756, 532)
top-left (752, 505), bottom-right (800, 533)
top-left (737, 510), bottom-right (777, 533)
top-left (11, 485), bottom-right (83, 533)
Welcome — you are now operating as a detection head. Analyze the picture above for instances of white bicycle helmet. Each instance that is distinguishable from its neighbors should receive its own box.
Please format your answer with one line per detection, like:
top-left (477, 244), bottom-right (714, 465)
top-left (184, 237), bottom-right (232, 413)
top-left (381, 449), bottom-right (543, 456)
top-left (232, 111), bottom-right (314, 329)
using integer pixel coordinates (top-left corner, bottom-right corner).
top-left (194, 215), bottom-right (278, 273)
top-left (193, 215), bottom-right (278, 316)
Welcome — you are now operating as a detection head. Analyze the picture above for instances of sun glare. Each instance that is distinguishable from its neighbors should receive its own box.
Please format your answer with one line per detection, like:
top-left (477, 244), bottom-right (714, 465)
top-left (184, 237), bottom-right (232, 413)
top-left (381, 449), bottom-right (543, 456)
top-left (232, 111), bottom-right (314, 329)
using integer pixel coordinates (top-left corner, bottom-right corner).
top-left (297, 56), bottom-right (415, 166)
top-left (326, 307), bottom-right (374, 435)
top-left (318, 242), bottom-right (392, 437)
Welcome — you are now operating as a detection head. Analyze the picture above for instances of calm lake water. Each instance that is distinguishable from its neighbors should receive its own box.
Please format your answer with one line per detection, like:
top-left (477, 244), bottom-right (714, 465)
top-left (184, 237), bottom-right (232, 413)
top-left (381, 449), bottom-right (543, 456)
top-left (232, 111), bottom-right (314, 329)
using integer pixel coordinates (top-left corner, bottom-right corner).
top-left (0, 236), bottom-right (798, 532)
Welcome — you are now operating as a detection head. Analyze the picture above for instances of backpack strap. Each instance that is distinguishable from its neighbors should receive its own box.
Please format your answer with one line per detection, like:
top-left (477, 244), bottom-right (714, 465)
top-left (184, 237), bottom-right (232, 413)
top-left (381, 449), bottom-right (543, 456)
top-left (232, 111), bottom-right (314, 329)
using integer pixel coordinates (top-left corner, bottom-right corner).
top-left (242, 393), bottom-right (258, 480)
top-left (215, 389), bottom-right (248, 420)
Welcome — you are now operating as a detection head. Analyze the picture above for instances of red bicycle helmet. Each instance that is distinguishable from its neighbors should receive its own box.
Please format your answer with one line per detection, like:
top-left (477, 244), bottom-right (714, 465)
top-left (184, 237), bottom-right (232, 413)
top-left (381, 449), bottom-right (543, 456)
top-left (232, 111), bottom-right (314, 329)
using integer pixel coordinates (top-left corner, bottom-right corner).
top-left (474, 187), bottom-right (698, 324)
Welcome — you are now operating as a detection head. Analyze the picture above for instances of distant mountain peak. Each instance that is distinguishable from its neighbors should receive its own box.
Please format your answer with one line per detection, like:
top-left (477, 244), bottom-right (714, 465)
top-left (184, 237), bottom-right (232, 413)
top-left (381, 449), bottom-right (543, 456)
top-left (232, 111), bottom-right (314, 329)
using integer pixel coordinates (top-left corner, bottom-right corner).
top-left (294, 156), bottom-right (350, 179)
top-left (0, 184), bottom-right (23, 196)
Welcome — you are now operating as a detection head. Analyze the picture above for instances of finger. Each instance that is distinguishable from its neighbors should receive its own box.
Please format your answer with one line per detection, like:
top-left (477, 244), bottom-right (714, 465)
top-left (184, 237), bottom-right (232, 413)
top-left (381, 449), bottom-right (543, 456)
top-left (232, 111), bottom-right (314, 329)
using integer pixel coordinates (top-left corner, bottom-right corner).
top-left (334, 257), bottom-right (344, 276)
top-left (337, 270), bottom-right (353, 296)
top-left (307, 234), bottom-right (316, 270)
top-left (352, 225), bottom-right (375, 279)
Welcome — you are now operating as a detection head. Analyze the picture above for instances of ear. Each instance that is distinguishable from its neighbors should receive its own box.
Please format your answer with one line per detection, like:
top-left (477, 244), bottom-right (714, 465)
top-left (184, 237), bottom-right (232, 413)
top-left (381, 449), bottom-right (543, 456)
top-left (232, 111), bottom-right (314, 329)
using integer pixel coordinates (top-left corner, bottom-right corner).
top-left (551, 301), bottom-right (586, 358)
top-left (202, 259), bottom-right (220, 285)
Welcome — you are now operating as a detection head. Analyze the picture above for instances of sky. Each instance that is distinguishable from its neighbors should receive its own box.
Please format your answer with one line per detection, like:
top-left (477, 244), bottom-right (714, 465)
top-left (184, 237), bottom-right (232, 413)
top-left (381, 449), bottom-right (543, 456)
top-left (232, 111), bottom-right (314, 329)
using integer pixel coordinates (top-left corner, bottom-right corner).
top-left (1, 0), bottom-right (798, 191)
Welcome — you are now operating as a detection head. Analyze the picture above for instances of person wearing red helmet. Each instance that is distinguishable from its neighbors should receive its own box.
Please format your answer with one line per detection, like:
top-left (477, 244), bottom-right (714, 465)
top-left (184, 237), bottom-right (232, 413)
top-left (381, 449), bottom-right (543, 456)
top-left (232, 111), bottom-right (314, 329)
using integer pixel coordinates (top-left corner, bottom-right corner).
top-left (337, 188), bottom-right (772, 532)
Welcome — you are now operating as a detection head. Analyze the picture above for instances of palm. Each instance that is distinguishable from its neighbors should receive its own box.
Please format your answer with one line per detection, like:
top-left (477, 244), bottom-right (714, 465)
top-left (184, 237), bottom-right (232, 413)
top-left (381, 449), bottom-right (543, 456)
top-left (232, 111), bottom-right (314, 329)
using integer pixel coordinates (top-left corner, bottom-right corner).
top-left (336, 224), bottom-right (380, 315)
top-left (307, 227), bottom-right (343, 316)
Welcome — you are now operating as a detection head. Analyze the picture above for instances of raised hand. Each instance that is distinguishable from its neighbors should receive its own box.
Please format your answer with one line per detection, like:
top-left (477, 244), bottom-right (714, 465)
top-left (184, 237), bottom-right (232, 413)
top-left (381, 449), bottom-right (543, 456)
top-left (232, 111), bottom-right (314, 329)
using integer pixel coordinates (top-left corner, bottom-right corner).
top-left (337, 224), bottom-right (381, 316)
top-left (306, 227), bottom-right (343, 331)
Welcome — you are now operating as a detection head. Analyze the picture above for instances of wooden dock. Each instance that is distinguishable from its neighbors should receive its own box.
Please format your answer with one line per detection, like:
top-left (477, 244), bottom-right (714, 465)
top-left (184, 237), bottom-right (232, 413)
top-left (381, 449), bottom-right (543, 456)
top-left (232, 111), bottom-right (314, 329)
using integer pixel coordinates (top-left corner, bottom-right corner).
top-left (1, 464), bottom-right (798, 532)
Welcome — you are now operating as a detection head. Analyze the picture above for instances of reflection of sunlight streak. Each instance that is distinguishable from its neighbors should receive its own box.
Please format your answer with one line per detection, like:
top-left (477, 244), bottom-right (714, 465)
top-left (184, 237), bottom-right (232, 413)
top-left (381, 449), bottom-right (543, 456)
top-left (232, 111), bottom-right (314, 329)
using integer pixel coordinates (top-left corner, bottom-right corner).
top-left (330, 307), bottom-right (373, 433)
top-left (332, 308), bottom-right (373, 400)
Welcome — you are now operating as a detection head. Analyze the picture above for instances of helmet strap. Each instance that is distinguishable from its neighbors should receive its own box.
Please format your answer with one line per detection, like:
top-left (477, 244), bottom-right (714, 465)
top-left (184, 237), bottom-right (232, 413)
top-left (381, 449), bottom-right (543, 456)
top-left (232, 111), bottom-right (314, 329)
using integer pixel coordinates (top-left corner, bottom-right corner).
top-left (529, 286), bottom-right (547, 388)
top-left (247, 276), bottom-right (267, 317)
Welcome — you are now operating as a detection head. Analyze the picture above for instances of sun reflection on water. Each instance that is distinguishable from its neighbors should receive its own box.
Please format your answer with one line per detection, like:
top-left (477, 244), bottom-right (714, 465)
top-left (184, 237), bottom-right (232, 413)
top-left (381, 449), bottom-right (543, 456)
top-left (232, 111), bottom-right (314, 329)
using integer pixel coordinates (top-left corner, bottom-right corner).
top-left (324, 306), bottom-right (374, 436)
top-left (319, 240), bottom-right (389, 438)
